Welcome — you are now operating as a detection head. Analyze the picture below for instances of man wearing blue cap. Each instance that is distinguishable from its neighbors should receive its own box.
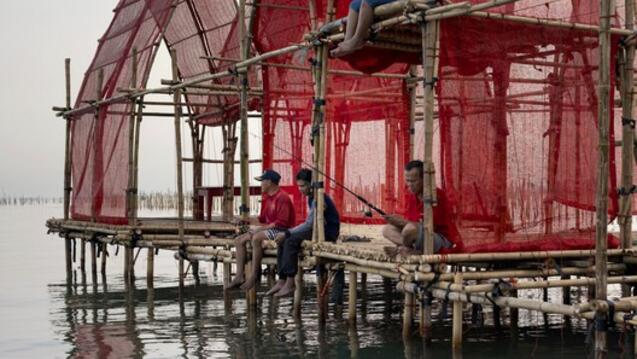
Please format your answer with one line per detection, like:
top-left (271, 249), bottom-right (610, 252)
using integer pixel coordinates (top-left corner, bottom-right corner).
top-left (226, 169), bottom-right (296, 291)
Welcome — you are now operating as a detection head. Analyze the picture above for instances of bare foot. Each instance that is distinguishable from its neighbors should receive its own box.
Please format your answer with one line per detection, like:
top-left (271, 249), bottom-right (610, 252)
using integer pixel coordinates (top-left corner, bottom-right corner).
top-left (274, 284), bottom-right (295, 297)
top-left (330, 39), bottom-right (365, 57)
top-left (225, 276), bottom-right (244, 290)
top-left (265, 280), bottom-right (285, 296)
top-left (383, 245), bottom-right (399, 257)
top-left (240, 275), bottom-right (257, 291)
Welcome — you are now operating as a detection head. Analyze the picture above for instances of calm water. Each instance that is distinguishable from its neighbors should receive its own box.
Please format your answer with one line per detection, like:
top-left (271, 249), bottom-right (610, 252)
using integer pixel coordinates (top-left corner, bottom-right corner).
top-left (0, 204), bottom-right (634, 358)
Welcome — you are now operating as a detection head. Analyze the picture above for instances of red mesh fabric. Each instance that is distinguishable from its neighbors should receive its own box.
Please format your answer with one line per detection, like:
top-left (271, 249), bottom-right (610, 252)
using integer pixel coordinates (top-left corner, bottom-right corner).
top-left (71, 0), bottom-right (256, 224)
top-left (437, 16), bottom-right (620, 251)
top-left (255, 0), bottom-right (410, 224)
top-left (71, 0), bottom-right (625, 254)
top-left (71, 0), bottom-right (174, 224)
top-left (162, 0), bottom-right (260, 125)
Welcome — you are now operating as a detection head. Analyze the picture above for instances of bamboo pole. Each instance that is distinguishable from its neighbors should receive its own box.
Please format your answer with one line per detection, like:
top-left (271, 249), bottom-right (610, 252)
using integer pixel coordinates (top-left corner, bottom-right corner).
top-left (459, 275), bottom-right (637, 293)
top-left (64, 235), bottom-right (72, 279)
top-left (127, 48), bottom-right (138, 223)
top-left (238, 0), bottom-right (257, 308)
top-left (132, 96), bottom-right (143, 220)
top-left (595, 0), bottom-right (612, 356)
top-left (313, 0), bottom-right (335, 326)
top-left (419, 17), bottom-right (440, 340)
top-left (348, 270), bottom-right (357, 323)
top-left (452, 272), bottom-right (463, 352)
top-left (619, 0), bottom-right (635, 251)
top-left (63, 58), bottom-right (72, 221)
top-left (90, 241), bottom-right (97, 283)
top-left (80, 239), bottom-right (86, 272)
top-left (170, 49), bottom-right (186, 291)
top-left (402, 282), bottom-right (414, 337)
top-left (100, 243), bottom-right (107, 276)
top-left (147, 248), bottom-right (154, 288)
top-left (91, 68), bottom-right (103, 222)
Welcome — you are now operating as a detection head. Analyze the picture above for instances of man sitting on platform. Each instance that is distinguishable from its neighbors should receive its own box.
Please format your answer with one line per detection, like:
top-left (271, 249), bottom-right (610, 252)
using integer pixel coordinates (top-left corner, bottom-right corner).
top-left (267, 168), bottom-right (341, 297)
top-left (382, 160), bottom-right (456, 256)
top-left (226, 169), bottom-right (296, 290)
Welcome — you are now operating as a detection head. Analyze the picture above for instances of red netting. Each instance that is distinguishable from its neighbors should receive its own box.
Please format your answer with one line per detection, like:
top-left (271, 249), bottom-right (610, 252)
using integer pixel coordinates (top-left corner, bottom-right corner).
top-left (436, 16), bottom-right (620, 252)
top-left (71, 0), bottom-right (174, 224)
top-left (255, 0), bottom-right (410, 224)
top-left (71, 0), bottom-right (626, 253)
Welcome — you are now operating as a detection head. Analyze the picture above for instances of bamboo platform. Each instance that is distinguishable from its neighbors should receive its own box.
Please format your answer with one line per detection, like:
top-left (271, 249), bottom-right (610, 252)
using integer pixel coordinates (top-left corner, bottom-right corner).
top-left (49, 0), bottom-right (637, 355)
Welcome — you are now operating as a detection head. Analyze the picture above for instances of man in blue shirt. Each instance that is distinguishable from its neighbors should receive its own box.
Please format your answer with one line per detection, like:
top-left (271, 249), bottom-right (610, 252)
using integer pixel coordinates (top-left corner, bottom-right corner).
top-left (267, 168), bottom-right (341, 297)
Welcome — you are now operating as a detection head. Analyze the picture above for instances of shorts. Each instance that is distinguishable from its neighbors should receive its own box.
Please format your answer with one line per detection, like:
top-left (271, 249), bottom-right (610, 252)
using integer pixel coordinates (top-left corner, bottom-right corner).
top-left (264, 228), bottom-right (284, 241)
top-left (350, 0), bottom-right (396, 11)
top-left (414, 224), bottom-right (453, 253)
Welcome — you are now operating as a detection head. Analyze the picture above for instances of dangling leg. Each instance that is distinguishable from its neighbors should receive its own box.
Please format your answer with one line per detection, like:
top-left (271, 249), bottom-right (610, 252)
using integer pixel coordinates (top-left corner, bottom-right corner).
top-left (331, 0), bottom-right (374, 57)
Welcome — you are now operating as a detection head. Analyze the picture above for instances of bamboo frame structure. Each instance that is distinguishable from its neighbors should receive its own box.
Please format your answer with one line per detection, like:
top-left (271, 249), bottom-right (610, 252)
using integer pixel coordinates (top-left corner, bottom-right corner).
top-left (48, 0), bottom-right (637, 355)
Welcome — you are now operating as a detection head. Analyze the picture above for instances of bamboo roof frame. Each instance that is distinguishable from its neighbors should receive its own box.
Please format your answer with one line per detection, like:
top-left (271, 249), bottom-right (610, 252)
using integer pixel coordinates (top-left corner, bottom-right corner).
top-left (54, 0), bottom-right (635, 120)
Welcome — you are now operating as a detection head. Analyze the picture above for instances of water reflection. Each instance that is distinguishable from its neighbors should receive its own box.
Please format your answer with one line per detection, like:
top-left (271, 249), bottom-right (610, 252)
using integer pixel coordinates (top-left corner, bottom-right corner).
top-left (50, 267), bottom-right (637, 359)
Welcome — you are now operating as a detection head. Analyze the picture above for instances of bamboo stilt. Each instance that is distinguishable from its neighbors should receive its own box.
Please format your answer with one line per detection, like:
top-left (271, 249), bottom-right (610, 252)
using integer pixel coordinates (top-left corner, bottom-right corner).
top-left (65, 235), bottom-right (72, 278)
top-left (179, 257), bottom-right (185, 290)
top-left (90, 242), bottom-right (97, 283)
top-left (100, 243), bottom-right (107, 276)
top-left (124, 246), bottom-right (131, 284)
top-left (452, 272), bottom-right (463, 352)
top-left (595, 0), bottom-right (612, 356)
top-left (192, 260), bottom-right (201, 285)
top-left (402, 287), bottom-right (414, 338)
top-left (80, 239), bottom-right (86, 272)
top-left (147, 248), bottom-right (154, 288)
top-left (348, 270), bottom-right (357, 323)
top-left (223, 262), bottom-right (231, 287)
top-left (293, 267), bottom-right (303, 318)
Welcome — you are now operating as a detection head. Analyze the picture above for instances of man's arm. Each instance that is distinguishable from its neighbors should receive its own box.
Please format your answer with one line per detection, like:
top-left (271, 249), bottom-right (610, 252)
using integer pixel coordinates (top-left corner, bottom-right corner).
top-left (288, 204), bottom-right (314, 237)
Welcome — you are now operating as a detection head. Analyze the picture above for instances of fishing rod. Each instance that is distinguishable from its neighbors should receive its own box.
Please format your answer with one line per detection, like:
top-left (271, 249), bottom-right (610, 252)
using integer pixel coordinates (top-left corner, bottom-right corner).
top-left (247, 131), bottom-right (387, 217)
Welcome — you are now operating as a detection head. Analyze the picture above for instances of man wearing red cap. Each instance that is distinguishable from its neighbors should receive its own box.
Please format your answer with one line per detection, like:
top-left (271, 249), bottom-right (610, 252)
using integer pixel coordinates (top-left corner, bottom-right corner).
top-left (226, 169), bottom-right (296, 291)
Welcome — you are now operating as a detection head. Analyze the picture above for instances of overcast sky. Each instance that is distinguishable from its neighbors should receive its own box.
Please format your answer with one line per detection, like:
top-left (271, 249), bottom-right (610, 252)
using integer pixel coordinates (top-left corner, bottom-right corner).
top-left (0, 1), bottom-right (118, 196)
top-left (0, 1), bottom-right (262, 197)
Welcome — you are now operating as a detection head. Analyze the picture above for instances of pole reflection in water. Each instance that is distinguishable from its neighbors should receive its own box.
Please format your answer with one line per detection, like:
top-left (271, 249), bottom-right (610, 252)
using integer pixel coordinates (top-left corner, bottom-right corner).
top-left (48, 259), bottom-right (637, 359)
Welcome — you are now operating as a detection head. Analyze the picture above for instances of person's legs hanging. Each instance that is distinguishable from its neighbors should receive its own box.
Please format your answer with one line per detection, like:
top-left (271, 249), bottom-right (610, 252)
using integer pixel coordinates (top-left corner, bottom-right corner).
top-left (331, 0), bottom-right (374, 57)
top-left (275, 230), bottom-right (310, 297)
top-left (266, 238), bottom-right (288, 295)
top-left (226, 232), bottom-right (251, 289)
top-left (241, 231), bottom-right (269, 290)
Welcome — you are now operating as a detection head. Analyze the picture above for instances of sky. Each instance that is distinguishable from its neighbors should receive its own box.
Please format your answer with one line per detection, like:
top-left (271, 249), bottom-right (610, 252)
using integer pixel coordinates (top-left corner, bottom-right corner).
top-left (0, 1), bottom-right (262, 197)
top-left (0, 1), bottom-right (120, 197)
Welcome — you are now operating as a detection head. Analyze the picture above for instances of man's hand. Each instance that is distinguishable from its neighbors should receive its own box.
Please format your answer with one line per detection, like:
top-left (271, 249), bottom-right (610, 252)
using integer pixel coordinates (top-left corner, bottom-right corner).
top-left (383, 214), bottom-right (407, 227)
top-left (274, 232), bottom-right (286, 246)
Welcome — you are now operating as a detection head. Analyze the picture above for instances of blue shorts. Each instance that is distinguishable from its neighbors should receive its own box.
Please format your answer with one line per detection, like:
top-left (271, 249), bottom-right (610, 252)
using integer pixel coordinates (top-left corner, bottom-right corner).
top-left (350, 0), bottom-right (396, 11)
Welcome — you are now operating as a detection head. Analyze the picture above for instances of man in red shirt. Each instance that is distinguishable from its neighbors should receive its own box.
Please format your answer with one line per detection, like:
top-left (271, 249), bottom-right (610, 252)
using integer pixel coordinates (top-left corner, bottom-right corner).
top-left (382, 160), bottom-right (457, 256)
top-left (226, 169), bottom-right (296, 290)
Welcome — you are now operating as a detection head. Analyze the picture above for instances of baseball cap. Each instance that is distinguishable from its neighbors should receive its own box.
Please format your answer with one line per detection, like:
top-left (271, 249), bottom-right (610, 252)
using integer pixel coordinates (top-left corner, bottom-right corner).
top-left (254, 169), bottom-right (281, 183)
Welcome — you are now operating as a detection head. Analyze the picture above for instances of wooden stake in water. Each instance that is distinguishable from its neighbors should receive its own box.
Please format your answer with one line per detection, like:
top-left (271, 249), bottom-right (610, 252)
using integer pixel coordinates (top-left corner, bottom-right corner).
top-left (348, 270), bottom-right (357, 324)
